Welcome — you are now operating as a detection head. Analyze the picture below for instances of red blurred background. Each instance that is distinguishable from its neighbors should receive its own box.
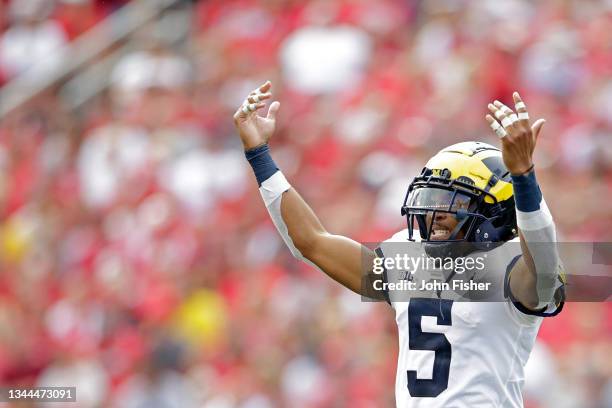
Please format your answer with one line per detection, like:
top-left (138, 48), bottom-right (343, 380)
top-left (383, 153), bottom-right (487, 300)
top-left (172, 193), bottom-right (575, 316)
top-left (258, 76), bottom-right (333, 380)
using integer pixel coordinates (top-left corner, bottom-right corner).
top-left (0, 0), bottom-right (611, 406)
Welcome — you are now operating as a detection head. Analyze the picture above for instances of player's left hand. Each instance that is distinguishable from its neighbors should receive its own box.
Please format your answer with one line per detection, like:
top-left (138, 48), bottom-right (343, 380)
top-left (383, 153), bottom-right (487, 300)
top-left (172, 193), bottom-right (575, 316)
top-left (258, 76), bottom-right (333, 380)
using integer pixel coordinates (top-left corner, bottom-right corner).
top-left (485, 92), bottom-right (546, 175)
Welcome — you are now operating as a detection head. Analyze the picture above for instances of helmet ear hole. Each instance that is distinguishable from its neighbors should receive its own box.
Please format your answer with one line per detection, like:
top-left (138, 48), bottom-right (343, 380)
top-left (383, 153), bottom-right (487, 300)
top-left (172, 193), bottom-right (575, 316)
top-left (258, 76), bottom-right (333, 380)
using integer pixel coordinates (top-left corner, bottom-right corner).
top-left (473, 220), bottom-right (496, 242)
top-left (472, 216), bottom-right (516, 243)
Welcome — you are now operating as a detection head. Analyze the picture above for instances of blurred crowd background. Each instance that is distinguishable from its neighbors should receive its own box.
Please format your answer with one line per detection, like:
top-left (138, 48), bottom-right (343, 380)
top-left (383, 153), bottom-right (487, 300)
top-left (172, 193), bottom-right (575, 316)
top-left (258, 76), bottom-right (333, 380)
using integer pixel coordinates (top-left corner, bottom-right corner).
top-left (0, 0), bottom-right (611, 407)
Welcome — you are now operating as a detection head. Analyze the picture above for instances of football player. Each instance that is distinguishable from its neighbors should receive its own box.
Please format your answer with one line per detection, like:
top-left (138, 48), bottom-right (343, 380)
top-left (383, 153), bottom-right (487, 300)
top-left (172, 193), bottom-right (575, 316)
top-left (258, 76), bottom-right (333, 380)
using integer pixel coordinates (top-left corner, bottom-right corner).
top-left (233, 81), bottom-right (565, 407)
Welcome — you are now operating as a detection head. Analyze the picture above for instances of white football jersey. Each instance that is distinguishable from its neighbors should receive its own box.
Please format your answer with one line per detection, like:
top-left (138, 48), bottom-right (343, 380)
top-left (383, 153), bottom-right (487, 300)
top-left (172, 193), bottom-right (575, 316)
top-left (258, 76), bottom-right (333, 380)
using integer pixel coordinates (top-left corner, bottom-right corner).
top-left (376, 229), bottom-right (564, 408)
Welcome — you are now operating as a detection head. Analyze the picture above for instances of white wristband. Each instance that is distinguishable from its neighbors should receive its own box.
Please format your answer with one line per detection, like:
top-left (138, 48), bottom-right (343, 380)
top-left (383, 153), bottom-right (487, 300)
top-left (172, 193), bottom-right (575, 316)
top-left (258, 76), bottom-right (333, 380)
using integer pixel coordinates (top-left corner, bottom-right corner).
top-left (260, 171), bottom-right (291, 207)
top-left (516, 199), bottom-right (553, 231)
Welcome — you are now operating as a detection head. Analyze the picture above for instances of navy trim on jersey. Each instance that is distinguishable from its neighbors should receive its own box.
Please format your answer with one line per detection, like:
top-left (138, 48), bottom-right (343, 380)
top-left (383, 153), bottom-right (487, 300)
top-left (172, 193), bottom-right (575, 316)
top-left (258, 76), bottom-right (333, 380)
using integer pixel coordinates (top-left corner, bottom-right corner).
top-left (374, 247), bottom-right (392, 305)
top-left (504, 254), bottom-right (564, 317)
top-left (245, 143), bottom-right (279, 186)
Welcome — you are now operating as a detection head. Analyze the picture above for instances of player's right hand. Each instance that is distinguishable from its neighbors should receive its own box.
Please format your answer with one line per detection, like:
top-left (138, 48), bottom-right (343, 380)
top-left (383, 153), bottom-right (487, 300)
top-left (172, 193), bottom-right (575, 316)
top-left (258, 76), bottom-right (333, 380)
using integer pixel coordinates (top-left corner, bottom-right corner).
top-left (233, 80), bottom-right (280, 150)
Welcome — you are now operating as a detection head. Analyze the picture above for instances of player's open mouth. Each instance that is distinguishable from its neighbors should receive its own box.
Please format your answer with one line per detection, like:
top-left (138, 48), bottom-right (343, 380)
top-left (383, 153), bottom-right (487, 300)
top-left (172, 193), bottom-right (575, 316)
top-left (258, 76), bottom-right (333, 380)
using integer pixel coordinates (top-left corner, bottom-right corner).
top-left (430, 227), bottom-right (451, 240)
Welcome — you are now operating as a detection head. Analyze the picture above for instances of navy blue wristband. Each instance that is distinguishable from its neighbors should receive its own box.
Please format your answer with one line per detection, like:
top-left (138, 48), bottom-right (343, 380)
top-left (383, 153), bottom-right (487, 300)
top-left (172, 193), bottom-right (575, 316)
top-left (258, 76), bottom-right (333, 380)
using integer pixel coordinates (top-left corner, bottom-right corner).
top-left (245, 144), bottom-right (279, 187)
top-left (511, 169), bottom-right (542, 212)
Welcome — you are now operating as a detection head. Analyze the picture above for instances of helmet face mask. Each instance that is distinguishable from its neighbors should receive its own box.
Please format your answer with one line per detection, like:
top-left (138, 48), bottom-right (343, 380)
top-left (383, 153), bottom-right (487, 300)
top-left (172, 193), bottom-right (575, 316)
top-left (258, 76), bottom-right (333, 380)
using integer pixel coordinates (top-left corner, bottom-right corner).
top-left (402, 173), bottom-right (495, 242)
top-left (401, 142), bottom-right (518, 251)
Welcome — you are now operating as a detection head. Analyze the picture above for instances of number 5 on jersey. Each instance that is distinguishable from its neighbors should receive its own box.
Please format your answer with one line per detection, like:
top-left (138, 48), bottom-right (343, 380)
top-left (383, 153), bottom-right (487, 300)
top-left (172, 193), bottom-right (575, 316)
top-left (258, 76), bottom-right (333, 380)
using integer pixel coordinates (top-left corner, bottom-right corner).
top-left (407, 298), bottom-right (453, 397)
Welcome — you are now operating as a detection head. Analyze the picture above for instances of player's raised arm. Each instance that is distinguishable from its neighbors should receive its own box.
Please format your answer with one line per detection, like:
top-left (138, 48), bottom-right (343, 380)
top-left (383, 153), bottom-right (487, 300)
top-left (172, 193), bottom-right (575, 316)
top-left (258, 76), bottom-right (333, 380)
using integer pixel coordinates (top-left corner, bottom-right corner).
top-left (233, 81), bottom-right (375, 295)
top-left (486, 92), bottom-right (563, 312)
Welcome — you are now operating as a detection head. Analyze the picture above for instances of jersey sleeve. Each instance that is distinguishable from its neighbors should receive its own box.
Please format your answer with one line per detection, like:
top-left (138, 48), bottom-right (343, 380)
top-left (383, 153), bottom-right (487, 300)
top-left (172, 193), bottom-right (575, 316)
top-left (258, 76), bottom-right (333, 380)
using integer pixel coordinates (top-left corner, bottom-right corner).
top-left (503, 254), bottom-right (566, 318)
